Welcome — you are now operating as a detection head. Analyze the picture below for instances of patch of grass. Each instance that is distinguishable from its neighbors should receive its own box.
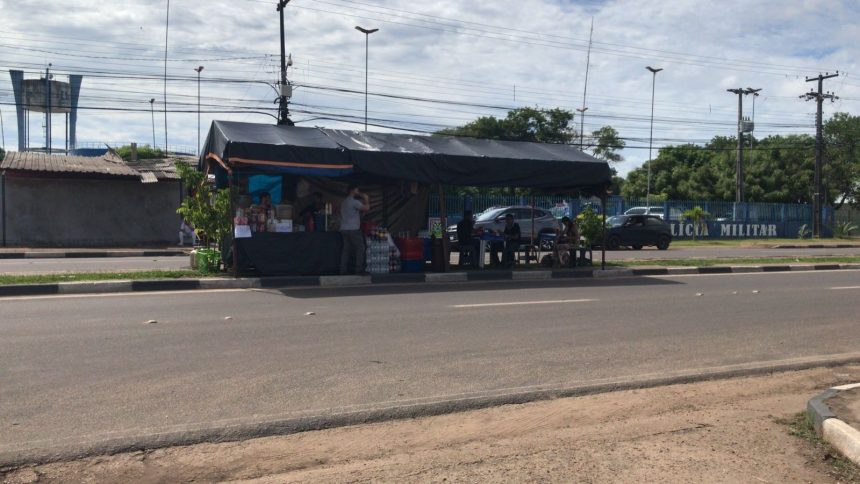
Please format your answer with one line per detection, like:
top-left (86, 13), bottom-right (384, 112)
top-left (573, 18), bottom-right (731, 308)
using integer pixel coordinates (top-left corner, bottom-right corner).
top-left (0, 269), bottom-right (211, 286)
top-left (670, 238), bottom-right (860, 248)
top-left (606, 256), bottom-right (860, 268)
top-left (778, 411), bottom-right (860, 482)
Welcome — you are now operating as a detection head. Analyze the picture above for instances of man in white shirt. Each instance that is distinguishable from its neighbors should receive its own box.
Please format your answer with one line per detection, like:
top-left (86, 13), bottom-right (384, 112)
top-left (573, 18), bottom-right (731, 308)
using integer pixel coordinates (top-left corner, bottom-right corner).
top-left (339, 183), bottom-right (370, 275)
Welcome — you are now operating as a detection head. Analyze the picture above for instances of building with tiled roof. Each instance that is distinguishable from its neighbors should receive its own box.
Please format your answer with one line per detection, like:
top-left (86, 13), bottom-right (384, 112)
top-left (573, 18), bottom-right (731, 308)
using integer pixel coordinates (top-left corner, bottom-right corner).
top-left (1, 152), bottom-right (189, 247)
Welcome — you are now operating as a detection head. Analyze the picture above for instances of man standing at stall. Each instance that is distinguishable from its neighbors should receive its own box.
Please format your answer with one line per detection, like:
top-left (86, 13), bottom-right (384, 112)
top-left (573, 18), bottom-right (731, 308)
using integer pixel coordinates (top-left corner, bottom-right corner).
top-left (490, 213), bottom-right (521, 268)
top-left (340, 184), bottom-right (370, 275)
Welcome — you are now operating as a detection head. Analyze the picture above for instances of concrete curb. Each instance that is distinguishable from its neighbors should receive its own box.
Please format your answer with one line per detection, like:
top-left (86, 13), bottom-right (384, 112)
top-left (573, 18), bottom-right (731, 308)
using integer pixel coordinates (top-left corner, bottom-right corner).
top-left (807, 382), bottom-right (860, 466)
top-left (0, 263), bottom-right (857, 298)
top-left (0, 250), bottom-right (188, 259)
top-left (773, 244), bottom-right (860, 249)
top-left (5, 352), bottom-right (860, 468)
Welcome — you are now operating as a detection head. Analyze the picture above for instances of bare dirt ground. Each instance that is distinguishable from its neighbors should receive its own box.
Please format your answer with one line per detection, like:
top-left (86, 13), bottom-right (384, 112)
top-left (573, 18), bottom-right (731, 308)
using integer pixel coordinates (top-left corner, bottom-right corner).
top-left (4, 366), bottom-right (860, 484)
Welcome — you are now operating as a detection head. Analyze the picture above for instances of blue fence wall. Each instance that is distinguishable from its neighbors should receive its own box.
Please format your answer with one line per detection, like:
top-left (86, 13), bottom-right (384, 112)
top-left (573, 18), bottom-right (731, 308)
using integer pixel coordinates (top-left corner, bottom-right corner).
top-left (428, 194), bottom-right (822, 239)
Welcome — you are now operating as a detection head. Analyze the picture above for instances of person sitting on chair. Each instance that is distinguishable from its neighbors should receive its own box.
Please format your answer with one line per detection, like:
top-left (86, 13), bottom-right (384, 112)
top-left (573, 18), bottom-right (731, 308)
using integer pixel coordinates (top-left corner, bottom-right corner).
top-left (554, 216), bottom-right (579, 267)
top-left (456, 212), bottom-right (477, 267)
top-left (491, 213), bottom-right (521, 267)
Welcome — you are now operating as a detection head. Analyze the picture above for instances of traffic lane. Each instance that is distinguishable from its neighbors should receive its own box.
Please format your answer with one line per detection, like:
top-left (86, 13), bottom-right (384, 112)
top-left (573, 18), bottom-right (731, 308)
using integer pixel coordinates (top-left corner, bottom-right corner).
top-left (2, 270), bottom-right (860, 451)
top-left (604, 246), bottom-right (860, 260)
top-left (0, 256), bottom-right (189, 274)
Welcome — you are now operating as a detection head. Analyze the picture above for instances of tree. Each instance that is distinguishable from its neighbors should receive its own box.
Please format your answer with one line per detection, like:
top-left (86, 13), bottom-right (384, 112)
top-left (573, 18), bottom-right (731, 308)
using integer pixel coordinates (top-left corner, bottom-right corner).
top-left (0, 147), bottom-right (5, 162)
top-left (682, 206), bottom-right (710, 240)
top-left (175, 161), bottom-right (232, 252)
top-left (824, 112), bottom-right (860, 209)
top-left (621, 134), bottom-right (818, 203)
top-left (437, 107), bottom-right (575, 144)
top-left (586, 126), bottom-right (625, 163)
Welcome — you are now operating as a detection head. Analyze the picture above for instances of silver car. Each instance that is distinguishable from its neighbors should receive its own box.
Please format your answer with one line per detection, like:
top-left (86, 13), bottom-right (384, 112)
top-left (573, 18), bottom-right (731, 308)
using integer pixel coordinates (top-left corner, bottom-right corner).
top-left (447, 206), bottom-right (560, 248)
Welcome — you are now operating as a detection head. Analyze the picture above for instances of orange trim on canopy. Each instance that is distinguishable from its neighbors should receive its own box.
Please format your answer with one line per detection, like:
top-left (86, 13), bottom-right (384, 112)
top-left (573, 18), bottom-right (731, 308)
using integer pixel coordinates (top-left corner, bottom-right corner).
top-left (230, 157), bottom-right (354, 170)
top-left (206, 152), bottom-right (232, 174)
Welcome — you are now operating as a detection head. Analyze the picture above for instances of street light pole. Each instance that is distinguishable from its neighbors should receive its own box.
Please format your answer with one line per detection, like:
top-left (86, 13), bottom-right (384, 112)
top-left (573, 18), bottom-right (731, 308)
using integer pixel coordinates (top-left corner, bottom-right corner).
top-left (646, 66), bottom-right (662, 208)
top-left (194, 66), bottom-right (204, 155)
top-left (355, 26), bottom-right (379, 132)
top-left (149, 98), bottom-right (156, 148)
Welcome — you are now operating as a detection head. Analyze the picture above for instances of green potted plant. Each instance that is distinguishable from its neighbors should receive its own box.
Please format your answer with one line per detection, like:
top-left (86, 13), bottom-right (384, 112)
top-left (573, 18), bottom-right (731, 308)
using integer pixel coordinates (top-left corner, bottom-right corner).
top-left (576, 205), bottom-right (603, 248)
top-left (175, 162), bottom-right (232, 273)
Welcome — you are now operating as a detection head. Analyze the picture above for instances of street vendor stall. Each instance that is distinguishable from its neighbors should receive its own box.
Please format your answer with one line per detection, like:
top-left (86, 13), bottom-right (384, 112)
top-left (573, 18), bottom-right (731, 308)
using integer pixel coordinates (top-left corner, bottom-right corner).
top-left (199, 120), bottom-right (612, 276)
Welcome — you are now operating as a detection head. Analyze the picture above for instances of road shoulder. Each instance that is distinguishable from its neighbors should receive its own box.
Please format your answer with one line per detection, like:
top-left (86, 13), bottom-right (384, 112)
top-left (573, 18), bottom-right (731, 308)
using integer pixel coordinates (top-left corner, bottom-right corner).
top-left (4, 366), bottom-right (859, 483)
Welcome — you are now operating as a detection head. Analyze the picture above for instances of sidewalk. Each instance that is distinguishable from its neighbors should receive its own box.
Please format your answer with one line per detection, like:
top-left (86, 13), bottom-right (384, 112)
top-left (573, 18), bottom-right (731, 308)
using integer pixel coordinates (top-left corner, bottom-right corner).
top-left (4, 365), bottom-right (857, 483)
top-left (0, 247), bottom-right (189, 259)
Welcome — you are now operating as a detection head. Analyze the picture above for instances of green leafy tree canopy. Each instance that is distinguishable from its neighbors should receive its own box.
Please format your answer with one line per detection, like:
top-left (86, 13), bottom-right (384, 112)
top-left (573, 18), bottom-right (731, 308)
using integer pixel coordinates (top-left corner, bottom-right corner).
top-left (116, 144), bottom-right (166, 161)
top-left (175, 161), bottom-right (232, 252)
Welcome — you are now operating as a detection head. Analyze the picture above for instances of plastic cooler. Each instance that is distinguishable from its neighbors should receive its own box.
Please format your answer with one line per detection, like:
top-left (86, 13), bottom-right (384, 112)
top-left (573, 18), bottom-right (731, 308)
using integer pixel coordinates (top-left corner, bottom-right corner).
top-left (395, 237), bottom-right (425, 273)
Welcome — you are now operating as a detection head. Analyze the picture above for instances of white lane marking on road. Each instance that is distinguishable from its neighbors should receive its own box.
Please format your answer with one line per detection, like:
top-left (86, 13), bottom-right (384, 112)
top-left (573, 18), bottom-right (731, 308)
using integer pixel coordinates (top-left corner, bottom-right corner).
top-left (451, 298), bottom-right (596, 308)
top-left (831, 286), bottom-right (860, 290)
top-left (652, 269), bottom-right (860, 278)
top-left (0, 288), bottom-right (250, 302)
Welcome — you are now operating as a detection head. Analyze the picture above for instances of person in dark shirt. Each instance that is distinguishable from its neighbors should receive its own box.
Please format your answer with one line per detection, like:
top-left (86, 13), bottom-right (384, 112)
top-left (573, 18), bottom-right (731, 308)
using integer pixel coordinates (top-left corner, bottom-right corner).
top-left (299, 192), bottom-right (326, 232)
top-left (491, 213), bottom-right (521, 267)
top-left (456, 211), bottom-right (477, 267)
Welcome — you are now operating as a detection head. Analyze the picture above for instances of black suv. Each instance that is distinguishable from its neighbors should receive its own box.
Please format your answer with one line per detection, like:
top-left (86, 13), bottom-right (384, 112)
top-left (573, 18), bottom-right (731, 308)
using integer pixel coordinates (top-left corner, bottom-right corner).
top-left (605, 214), bottom-right (672, 250)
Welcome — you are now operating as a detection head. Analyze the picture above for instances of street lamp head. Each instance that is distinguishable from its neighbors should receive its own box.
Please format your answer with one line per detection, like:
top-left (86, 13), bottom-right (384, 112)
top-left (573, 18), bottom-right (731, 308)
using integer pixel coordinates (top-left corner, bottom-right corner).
top-left (194, 65), bottom-right (204, 73)
top-left (576, 107), bottom-right (588, 113)
top-left (355, 26), bottom-right (379, 34)
top-left (646, 66), bottom-right (663, 74)
top-left (149, 98), bottom-right (155, 104)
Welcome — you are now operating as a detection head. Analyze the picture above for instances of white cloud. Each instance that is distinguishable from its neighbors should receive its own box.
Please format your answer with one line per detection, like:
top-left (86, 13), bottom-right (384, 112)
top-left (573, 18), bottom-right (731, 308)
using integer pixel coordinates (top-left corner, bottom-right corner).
top-left (0, 0), bottom-right (856, 176)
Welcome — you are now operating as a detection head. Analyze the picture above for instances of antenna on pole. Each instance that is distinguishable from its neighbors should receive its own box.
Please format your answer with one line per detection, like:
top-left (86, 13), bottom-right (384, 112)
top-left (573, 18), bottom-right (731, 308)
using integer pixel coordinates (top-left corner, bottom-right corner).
top-left (578, 17), bottom-right (593, 150)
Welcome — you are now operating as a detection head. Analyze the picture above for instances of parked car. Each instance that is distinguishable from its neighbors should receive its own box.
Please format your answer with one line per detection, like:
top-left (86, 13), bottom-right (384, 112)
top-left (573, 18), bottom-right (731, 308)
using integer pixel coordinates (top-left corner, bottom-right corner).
top-left (605, 214), bottom-right (672, 250)
top-left (624, 206), bottom-right (665, 219)
top-left (447, 206), bottom-right (560, 249)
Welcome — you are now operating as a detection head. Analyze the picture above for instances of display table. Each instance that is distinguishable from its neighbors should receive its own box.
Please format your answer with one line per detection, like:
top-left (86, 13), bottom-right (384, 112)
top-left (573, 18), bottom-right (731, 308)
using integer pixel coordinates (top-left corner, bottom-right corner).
top-left (236, 232), bottom-right (342, 276)
top-left (476, 234), bottom-right (505, 269)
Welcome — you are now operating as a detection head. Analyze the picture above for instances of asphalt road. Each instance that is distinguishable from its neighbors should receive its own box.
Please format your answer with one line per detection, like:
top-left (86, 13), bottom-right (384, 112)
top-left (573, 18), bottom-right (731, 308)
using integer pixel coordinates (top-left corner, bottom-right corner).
top-left (1, 246), bottom-right (858, 275)
top-left (1, 269), bottom-right (859, 459)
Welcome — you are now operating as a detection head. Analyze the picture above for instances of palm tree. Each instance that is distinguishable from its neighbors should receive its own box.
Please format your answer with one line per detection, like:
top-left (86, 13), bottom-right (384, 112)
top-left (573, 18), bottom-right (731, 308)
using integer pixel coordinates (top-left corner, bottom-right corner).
top-left (682, 206), bottom-right (711, 240)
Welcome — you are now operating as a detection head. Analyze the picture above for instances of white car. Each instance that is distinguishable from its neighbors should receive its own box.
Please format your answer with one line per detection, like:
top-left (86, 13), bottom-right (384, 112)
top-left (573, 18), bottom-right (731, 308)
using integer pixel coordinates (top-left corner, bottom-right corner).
top-left (624, 206), bottom-right (665, 219)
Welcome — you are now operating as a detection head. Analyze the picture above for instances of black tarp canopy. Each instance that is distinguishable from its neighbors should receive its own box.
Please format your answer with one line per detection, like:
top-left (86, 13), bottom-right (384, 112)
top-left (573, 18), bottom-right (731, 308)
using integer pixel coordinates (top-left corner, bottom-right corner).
top-left (201, 120), bottom-right (611, 192)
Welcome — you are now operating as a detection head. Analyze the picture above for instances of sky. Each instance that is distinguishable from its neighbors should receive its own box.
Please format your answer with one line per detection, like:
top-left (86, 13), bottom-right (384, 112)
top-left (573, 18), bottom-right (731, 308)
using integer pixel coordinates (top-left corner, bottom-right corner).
top-left (0, 0), bottom-right (858, 176)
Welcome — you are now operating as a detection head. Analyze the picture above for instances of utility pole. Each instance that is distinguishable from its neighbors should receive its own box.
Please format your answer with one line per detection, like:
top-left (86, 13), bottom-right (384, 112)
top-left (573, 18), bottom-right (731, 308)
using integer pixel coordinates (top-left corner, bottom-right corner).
top-left (149, 99), bottom-right (156, 148)
top-left (194, 66), bottom-right (204, 155)
top-left (45, 64), bottom-right (52, 154)
top-left (727, 88), bottom-right (745, 204)
top-left (801, 72), bottom-right (838, 237)
top-left (164, 0), bottom-right (170, 152)
top-left (277, 0), bottom-right (294, 126)
top-left (726, 87), bottom-right (760, 205)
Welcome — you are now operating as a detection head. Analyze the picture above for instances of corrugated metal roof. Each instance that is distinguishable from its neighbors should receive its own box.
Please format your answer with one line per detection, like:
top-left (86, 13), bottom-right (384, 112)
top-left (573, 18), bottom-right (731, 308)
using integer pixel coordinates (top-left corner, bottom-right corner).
top-left (0, 152), bottom-right (187, 181)
top-left (139, 171), bottom-right (159, 183)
